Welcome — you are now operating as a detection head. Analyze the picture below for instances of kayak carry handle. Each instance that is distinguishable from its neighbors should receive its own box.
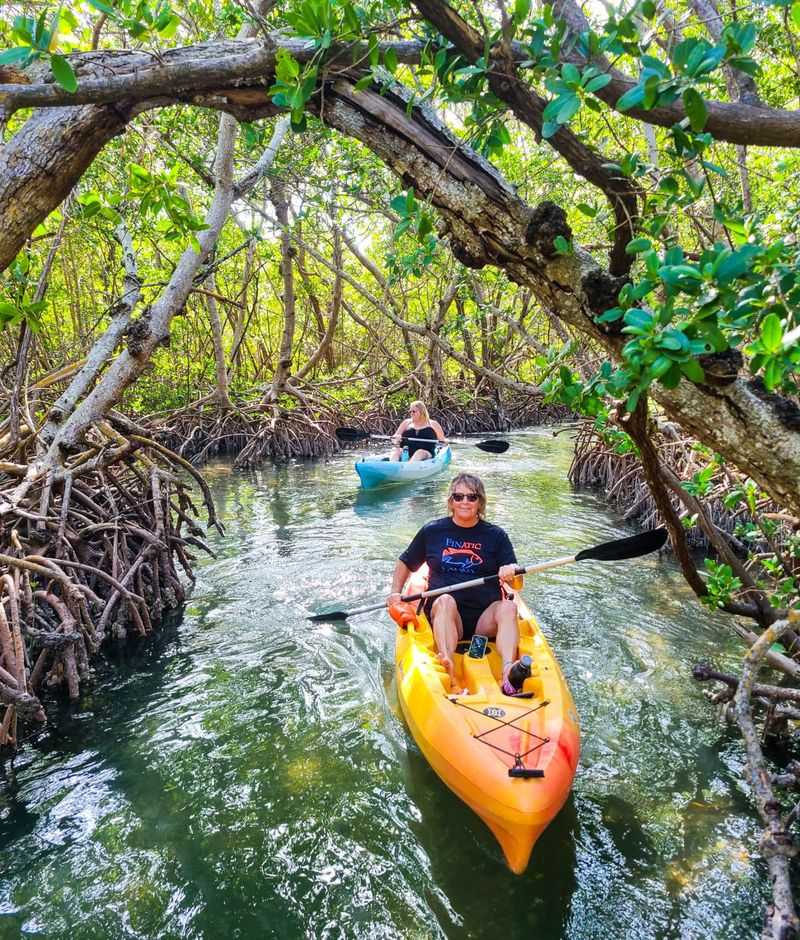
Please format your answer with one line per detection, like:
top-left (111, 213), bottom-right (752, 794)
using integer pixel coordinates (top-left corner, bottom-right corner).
top-left (508, 767), bottom-right (545, 779)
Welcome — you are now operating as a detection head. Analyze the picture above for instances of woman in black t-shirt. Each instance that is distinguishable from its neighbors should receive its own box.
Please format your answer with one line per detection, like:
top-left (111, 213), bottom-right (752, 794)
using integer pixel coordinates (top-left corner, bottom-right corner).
top-left (386, 472), bottom-right (522, 693)
top-left (389, 400), bottom-right (447, 462)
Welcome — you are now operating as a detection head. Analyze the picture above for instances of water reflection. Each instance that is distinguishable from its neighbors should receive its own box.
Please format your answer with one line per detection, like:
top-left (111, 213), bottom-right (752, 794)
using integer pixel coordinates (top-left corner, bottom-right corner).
top-left (0, 429), bottom-right (768, 939)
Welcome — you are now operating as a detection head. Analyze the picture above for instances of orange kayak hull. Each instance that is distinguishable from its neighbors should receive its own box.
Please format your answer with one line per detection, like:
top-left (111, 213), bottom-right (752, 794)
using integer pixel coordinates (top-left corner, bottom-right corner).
top-left (394, 576), bottom-right (580, 874)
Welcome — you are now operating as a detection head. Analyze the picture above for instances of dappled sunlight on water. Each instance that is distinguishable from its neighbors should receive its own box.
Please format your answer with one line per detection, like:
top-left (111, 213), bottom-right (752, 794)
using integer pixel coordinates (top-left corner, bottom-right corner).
top-left (0, 429), bottom-right (768, 938)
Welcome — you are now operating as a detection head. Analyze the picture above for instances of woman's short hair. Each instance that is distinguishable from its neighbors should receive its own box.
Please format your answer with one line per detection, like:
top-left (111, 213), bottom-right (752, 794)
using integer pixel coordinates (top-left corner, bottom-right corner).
top-left (447, 473), bottom-right (487, 519)
top-left (409, 400), bottom-right (429, 422)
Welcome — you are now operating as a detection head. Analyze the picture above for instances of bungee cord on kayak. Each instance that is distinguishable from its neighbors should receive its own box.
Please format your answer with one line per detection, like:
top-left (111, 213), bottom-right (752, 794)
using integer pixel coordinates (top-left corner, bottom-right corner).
top-left (452, 695), bottom-right (551, 780)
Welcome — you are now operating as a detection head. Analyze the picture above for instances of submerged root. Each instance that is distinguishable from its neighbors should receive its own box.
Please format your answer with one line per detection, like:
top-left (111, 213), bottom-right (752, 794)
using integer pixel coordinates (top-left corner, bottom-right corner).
top-left (0, 420), bottom-right (219, 750)
top-left (694, 615), bottom-right (800, 940)
top-left (150, 390), bottom-right (569, 467)
top-left (151, 403), bottom-right (340, 465)
top-left (568, 419), bottom-right (795, 554)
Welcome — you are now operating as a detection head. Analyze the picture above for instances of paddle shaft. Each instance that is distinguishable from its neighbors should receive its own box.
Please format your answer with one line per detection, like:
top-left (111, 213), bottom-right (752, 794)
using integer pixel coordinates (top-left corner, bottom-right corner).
top-left (338, 556), bottom-right (577, 618)
top-left (308, 529), bottom-right (666, 621)
top-left (366, 432), bottom-right (446, 446)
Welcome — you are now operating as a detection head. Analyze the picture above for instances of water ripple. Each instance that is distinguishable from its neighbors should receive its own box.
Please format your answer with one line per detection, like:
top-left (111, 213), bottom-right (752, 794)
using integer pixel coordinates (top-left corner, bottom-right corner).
top-left (0, 431), bottom-right (766, 939)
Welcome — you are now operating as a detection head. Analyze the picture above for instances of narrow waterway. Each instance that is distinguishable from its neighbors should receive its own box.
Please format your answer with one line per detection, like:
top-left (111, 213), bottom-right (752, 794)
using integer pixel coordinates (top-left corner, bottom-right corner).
top-left (1, 429), bottom-right (766, 938)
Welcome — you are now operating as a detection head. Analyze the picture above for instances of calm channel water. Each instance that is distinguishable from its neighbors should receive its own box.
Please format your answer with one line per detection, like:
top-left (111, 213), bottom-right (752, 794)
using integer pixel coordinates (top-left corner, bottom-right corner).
top-left (0, 429), bottom-right (768, 938)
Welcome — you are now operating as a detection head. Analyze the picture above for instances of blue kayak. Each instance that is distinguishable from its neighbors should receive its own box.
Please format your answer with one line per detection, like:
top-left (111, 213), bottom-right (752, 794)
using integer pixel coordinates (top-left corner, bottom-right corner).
top-left (355, 445), bottom-right (452, 489)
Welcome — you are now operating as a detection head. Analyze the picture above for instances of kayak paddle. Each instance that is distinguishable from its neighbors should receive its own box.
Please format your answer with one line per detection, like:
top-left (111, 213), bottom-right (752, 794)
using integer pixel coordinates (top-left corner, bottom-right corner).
top-left (335, 426), bottom-right (509, 454)
top-left (308, 527), bottom-right (668, 622)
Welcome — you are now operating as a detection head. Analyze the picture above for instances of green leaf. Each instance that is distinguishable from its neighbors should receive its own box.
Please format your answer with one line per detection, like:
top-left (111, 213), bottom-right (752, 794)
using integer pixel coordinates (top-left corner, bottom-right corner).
top-left (650, 354), bottom-right (674, 379)
top-left (763, 358), bottom-right (784, 390)
top-left (384, 47), bottom-right (398, 73)
top-left (0, 47), bottom-right (31, 66)
top-left (86, 0), bottom-right (117, 14)
top-left (657, 330), bottom-right (687, 351)
top-left (640, 54), bottom-right (670, 79)
top-left (793, 3), bottom-right (800, 28)
top-left (584, 73), bottom-right (612, 94)
top-left (680, 359), bottom-right (705, 383)
top-left (616, 82), bottom-right (646, 111)
top-left (514, 0), bottom-right (531, 20)
top-left (50, 54), bottom-right (77, 93)
top-left (576, 202), bottom-right (596, 217)
top-left (389, 194), bottom-right (408, 215)
top-left (624, 309), bottom-right (655, 331)
top-left (714, 245), bottom-right (759, 286)
top-left (275, 49), bottom-right (300, 82)
top-left (541, 121), bottom-right (559, 138)
top-left (553, 234), bottom-right (572, 255)
top-left (682, 88), bottom-right (707, 132)
top-left (625, 237), bottom-right (652, 254)
top-left (726, 56), bottom-right (759, 76)
top-left (562, 62), bottom-right (580, 86)
top-left (353, 74), bottom-right (373, 92)
top-left (0, 301), bottom-right (20, 319)
top-left (597, 307), bottom-right (624, 323)
top-left (158, 14), bottom-right (180, 38)
top-left (556, 93), bottom-right (580, 123)
top-left (760, 313), bottom-right (784, 353)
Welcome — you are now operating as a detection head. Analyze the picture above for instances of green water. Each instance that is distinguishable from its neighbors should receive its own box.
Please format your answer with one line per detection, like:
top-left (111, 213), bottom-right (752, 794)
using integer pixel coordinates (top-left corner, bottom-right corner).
top-left (0, 429), bottom-right (767, 938)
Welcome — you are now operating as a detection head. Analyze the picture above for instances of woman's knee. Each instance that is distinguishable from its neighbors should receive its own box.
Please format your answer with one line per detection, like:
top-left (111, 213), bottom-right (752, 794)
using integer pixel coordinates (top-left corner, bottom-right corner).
top-left (498, 599), bottom-right (518, 621)
top-left (432, 594), bottom-right (458, 616)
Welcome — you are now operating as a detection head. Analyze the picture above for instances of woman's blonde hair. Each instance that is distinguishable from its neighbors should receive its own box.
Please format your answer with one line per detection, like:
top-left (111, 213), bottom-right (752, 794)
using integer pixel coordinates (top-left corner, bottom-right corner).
top-left (409, 400), bottom-right (429, 422)
top-left (447, 473), bottom-right (487, 519)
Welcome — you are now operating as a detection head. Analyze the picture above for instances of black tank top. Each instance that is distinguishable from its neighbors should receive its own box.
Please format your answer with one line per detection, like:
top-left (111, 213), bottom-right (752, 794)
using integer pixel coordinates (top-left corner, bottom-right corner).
top-left (401, 425), bottom-right (437, 457)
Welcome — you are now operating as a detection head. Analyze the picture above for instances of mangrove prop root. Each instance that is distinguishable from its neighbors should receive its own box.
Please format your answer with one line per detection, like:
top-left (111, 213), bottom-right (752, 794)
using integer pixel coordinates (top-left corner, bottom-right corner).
top-left (150, 392), bottom-right (568, 466)
top-left (734, 613), bottom-right (800, 940)
top-left (0, 427), bottom-right (216, 750)
top-left (694, 623), bottom-right (800, 939)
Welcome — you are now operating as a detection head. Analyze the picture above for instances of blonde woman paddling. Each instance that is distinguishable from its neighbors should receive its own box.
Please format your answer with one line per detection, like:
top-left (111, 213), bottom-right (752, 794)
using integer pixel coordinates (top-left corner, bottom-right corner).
top-left (390, 400), bottom-right (447, 462)
top-left (386, 473), bottom-right (522, 693)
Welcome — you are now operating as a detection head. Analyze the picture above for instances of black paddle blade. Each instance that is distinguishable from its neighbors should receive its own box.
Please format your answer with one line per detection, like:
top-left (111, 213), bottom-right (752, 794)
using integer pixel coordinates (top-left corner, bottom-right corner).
top-left (576, 527), bottom-right (668, 563)
top-left (308, 610), bottom-right (349, 622)
top-left (476, 439), bottom-right (509, 454)
top-left (335, 427), bottom-right (369, 441)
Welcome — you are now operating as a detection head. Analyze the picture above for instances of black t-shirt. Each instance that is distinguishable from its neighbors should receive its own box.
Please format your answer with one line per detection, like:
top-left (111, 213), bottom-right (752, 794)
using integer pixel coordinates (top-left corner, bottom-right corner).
top-left (399, 516), bottom-right (517, 613)
top-left (401, 425), bottom-right (437, 457)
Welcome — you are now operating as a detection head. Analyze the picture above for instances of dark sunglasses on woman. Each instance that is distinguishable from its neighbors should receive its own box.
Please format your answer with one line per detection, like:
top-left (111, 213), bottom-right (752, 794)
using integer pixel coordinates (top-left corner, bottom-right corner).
top-left (451, 493), bottom-right (478, 502)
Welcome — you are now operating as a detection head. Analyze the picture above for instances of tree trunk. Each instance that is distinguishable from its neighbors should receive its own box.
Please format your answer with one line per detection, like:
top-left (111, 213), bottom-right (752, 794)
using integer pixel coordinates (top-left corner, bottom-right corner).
top-left (0, 104), bottom-right (130, 273)
top-left (266, 179), bottom-right (296, 402)
top-left (204, 273), bottom-right (233, 409)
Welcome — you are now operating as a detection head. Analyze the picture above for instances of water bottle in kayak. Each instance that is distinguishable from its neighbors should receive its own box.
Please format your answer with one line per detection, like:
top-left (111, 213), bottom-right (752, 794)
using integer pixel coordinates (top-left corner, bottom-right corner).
top-left (507, 655), bottom-right (532, 691)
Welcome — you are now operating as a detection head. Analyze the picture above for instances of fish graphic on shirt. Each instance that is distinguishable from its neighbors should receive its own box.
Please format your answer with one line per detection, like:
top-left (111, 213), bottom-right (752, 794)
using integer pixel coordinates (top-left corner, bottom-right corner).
top-left (441, 545), bottom-right (484, 572)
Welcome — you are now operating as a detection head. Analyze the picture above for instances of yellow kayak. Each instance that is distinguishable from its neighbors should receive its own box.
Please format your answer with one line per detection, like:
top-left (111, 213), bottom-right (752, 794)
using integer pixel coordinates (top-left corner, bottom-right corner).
top-left (391, 574), bottom-right (580, 874)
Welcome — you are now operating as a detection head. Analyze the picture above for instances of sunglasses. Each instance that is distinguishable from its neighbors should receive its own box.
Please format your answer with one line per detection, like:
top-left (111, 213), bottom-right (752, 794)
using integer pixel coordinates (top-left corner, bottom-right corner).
top-left (450, 492), bottom-right (478, 502)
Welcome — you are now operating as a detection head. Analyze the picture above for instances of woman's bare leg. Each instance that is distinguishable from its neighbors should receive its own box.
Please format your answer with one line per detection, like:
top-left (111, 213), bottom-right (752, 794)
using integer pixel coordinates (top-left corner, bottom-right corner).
top-left (476, 599), bottom-right (519, 683)
top-left (430, 594), bottom-right (462, 686)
